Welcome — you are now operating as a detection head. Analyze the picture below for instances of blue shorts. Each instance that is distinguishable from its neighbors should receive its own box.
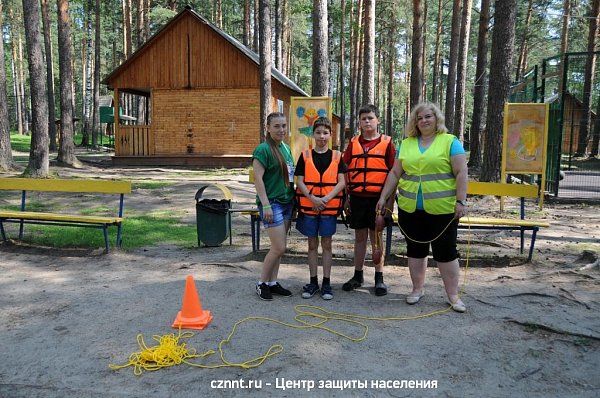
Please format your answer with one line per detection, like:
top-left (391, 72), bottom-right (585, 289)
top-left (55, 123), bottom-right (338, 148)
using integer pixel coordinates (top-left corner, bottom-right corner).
top-left (295, 214), bottom-right (337, 237)
top-left (258, 201), bottom-right (293, 228)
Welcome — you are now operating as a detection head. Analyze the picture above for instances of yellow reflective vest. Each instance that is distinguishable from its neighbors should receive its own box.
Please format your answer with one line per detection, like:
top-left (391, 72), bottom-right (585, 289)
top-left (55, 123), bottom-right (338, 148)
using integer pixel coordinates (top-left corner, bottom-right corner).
top-left (397, 133), bottom-right (457, 215)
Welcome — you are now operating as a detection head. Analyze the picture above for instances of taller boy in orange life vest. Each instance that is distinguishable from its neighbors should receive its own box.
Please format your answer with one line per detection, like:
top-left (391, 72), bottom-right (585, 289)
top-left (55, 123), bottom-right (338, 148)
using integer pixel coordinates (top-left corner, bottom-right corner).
top-left (342, 104), bottom-right (397, 296)
top-left (295, 117), bottom-right (346, 300)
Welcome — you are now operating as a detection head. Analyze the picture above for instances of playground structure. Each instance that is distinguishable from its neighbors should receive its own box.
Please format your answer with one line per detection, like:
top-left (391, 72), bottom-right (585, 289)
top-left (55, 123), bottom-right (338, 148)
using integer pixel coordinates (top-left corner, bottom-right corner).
top-left (510, 51), bottom-right (600, 199)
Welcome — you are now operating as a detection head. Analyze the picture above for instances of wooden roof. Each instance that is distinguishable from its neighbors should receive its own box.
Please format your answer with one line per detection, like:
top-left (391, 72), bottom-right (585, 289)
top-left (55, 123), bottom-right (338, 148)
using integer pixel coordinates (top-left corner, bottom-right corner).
top-left (102, 6), bottom-right (307, 96)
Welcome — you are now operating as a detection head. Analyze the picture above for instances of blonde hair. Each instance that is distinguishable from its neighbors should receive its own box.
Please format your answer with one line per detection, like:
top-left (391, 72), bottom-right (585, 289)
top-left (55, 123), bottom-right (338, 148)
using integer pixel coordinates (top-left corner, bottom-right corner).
top-left (405, 102), bottom-right (449, 137)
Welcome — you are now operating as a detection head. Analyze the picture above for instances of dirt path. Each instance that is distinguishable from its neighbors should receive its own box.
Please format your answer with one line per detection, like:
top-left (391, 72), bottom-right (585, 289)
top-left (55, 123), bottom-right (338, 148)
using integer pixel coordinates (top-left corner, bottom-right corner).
top-left (1, 159), bottom-right (599, 397)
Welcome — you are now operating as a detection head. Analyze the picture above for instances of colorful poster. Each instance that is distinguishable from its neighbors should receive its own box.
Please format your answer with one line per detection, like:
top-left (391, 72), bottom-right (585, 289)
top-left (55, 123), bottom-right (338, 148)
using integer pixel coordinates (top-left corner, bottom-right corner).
top-left (289, 96), bottom-right (332, 163)
top-left (502, 103), bottom-right (549, 174)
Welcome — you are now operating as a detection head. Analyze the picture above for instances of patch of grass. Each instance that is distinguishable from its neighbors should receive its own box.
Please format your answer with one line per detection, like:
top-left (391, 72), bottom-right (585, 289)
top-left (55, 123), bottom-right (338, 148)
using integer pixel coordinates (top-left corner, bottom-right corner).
top-left (10, 134), bottom-right (31, 153)
top-left (563, 242), bottom-right (600, 253)
top-left (7, 214), bottom-right (197, 250)
top-left (79, 206), bottom-right (112, 216)
top-left (132, 181), bottom-right (172, 190)
top-left (4, 201), bottom-right (51, 212)
top-left (573, 337), bottom-right (593, 347)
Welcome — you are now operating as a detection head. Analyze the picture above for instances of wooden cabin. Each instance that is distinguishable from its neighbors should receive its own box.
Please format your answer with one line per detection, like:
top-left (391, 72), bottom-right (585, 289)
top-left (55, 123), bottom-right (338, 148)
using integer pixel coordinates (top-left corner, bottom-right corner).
top-left (547, 92), bottom-right (597, 154)
top-left (103, 6), bottom-right (339, 167)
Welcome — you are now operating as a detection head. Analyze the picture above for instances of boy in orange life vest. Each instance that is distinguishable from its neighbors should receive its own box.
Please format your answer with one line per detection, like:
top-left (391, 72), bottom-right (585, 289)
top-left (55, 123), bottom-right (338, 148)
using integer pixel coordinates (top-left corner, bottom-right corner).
top-left (342, 104), bottom-right (397, 296)
top-left (295, 117), bottom-right (346, 300)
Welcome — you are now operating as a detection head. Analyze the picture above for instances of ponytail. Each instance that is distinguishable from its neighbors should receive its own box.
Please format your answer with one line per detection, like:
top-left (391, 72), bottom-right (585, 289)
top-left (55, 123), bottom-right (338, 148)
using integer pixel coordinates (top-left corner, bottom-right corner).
top-left (265, 112), bottom-right (290, 186)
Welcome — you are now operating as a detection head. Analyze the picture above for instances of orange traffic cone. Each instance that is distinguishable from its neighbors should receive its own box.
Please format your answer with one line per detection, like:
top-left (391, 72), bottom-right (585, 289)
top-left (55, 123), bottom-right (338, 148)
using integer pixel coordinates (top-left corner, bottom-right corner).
top-left (172, 275), bottom-right (213, 330)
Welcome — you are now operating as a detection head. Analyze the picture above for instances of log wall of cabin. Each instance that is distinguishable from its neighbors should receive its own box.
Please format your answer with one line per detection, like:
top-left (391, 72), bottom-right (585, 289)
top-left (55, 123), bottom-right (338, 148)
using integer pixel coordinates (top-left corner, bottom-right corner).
top-left (152, 88), bottom-right (261, 156)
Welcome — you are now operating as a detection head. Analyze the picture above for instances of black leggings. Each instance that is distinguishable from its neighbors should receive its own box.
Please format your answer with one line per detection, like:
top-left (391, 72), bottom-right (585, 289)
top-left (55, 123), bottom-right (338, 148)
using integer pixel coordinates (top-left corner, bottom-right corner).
top-left (397, 209), bottom-right (458, 262)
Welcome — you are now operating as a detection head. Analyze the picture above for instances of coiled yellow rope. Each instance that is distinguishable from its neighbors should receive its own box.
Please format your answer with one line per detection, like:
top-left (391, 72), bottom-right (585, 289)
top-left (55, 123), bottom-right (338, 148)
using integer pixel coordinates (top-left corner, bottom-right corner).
top-left (110, 214), bottom-right (471, 375)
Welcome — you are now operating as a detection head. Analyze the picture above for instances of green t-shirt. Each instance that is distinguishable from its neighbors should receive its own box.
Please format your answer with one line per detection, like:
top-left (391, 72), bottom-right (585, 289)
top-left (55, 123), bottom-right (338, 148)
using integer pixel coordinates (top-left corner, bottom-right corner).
top-left (252, 141), bottom-right (295, 205)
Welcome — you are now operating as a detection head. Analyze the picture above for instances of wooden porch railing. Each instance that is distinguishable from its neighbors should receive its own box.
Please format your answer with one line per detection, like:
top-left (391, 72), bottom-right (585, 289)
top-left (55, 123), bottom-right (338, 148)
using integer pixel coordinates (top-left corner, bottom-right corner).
top-left (115, 125), bottom-right (154, 156)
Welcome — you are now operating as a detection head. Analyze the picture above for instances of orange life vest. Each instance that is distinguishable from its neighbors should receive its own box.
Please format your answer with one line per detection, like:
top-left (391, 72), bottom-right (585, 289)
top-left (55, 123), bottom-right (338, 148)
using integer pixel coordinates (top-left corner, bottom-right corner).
top-left (346, 134), bottom-right (392, 194)
top-left (296, 149), bottom-right (343, 216)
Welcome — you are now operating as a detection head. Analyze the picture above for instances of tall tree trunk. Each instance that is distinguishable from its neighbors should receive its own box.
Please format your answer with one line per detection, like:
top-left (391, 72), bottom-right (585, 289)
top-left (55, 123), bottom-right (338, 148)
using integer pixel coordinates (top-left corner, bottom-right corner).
top-left (444, 0), bottom-right (462, 131)
top-left (376, 46), bottom-right (382, 109)
top-left (481, 0), bottom-right (517, 182)
top-left (362, 0), bottom-right (375, 105)
top-left (243, 0), bottom-right (251, 46)
top-left (590, 100), bottom-right (600, 156)
top-left (576, 0), bottom-right (599, 156)
top-left (135, 0), bottom-right (144, 48)
top-left (253, 0), bottom-right (259, 52)
top-left (216, 0), bottom-right (223, 28)
top-left (410, 0), bottom-right (424, 110)
top-left (82, 1), bottom-right (93, 146)
top-left (356, 7), bottom-right (364, 112)
top-left (515, 0), bottom-right (533, 81)
top-left (22, 0), bottom-right (49, 177)
top-left (0, 1), bottom-right (15, 170)
top-left (558, 0), bottom-right (571, 94)
top-left (453, 0), bottom-right (473, 139)
top-left (431, 0), bottom-right (443, 103)
top-left (259, 0), bottom-right (272, 139)
top-left (339, 0), bottom-right (346, 150)
top-left (167, 0), bottom-right (177, 11)
top-left (56, 0), bottom-right (79, 166)
top-left (92, 0), bottom-right (101, 148)
top-left (312, 0), bottom-right (328, 96)
top-left (41, 0), bottom-right (57, 151)
top-left (18, 26), bottom-right (30, 134)
top-left (274, 0), bottom-right (281, 70)
top-left (281, 0), bottom-right (290, 75)
top-left (8, 8), bottom-right (24, 135)
top-left (421, 0), bottom-right (427, 101)
top-left (349, 0), bottom-right (359, 136)
top-left (467, 0), bottom-right (490, 170)
top-left (386, 23), bottom-right (396, 139)
top-left (123, 0), bottom-right (132, 58)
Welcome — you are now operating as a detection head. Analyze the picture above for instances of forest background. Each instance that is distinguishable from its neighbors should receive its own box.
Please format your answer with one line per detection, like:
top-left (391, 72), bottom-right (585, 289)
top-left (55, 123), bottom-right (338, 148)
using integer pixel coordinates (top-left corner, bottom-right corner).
top-left (0, 0), bottom-right (599, 180)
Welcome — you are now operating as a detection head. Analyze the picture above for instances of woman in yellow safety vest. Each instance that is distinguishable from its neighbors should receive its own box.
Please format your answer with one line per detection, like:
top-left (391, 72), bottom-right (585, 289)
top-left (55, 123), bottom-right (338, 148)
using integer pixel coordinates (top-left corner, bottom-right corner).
top-left (376, 102), bottom-right (468, 312)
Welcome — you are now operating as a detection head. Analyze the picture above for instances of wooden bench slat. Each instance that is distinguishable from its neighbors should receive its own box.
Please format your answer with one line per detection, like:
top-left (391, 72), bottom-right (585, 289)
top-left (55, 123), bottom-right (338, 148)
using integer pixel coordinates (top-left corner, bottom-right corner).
top-left (466, 181), bottom-right (538, 198)
top-left (0, 211), bottom-right (123, 225)
top-left (0, 178), bottom-right (132, 194)
top-left (459, 216), bottom-right (549, 228)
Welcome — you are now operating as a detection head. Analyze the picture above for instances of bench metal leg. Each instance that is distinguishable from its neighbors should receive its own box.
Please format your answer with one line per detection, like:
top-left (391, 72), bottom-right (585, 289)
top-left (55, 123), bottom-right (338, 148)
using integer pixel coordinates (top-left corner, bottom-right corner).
top-left (18, 221), bottom-right (24, 240)
top-left (527, 227), bottom-right (539, 263)
top-left (103, 225), bottom-right (110, 253)
top-left (256, 217), bottom-right (260, 251)
top-left (250, 214), bottom-right (257, 252)
top-left (228, 212), bottom-right (232, 246)
top-left (0, 219), bottom-right (6, 242)
top-left (385, 224), bottom-right (392, 258)
top-left (520, 226), bottom-right (525, 254)
top-left (116, 223), bottom-right (123, 248)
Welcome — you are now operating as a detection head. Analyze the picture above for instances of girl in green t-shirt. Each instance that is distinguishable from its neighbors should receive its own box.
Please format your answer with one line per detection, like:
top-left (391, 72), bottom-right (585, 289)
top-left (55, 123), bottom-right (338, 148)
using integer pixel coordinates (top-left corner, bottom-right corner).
top-left (252, 112), bottom-right (295, 301)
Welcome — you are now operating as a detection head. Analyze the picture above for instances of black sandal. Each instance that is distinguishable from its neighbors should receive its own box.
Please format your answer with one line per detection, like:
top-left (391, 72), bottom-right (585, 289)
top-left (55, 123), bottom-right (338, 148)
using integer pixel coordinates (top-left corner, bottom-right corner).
top-left (342, 277), bottom-right (363, 291)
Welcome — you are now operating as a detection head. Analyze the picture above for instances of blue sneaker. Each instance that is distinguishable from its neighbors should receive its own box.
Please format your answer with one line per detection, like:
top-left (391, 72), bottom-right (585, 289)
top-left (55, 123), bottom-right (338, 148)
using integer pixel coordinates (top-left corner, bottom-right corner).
top-left (321, 284), bottom-right (333, 300)
top-left (302, 283), bottom-right (319, 299)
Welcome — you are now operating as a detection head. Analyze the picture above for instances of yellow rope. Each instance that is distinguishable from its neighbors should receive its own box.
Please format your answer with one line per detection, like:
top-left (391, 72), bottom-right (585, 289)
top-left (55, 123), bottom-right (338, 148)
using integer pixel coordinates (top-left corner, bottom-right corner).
top-left (110, 210), bottom-right (471, 375)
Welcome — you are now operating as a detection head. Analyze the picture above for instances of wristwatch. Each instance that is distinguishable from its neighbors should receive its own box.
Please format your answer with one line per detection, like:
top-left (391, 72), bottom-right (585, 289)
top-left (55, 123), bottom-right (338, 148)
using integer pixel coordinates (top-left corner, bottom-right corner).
top-left (456, 200), bottom-right (467, 206)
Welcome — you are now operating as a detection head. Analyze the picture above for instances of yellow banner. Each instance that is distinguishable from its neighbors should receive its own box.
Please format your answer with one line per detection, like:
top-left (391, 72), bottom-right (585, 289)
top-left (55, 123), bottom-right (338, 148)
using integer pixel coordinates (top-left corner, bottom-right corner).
top-left (289, 96), bottom-right (332, 163)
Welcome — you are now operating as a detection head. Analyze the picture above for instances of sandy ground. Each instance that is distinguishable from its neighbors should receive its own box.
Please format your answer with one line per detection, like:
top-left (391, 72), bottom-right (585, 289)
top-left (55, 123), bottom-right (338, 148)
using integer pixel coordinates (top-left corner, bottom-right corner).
top-left (1, 156), bottom-right (599, 397)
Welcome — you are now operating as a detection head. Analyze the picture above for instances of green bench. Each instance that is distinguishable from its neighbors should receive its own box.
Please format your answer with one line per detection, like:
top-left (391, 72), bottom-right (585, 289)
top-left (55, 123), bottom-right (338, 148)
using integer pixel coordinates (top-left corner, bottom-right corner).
top-left (0, 178), bottom-right (132, 252)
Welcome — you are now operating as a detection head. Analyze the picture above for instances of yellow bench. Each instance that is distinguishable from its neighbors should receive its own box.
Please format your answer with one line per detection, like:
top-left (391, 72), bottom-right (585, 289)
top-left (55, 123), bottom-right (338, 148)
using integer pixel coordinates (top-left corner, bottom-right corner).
top-left (387, 181), bottom-right (550, 262)
top-left (0, 178), bottom-right (132, 252)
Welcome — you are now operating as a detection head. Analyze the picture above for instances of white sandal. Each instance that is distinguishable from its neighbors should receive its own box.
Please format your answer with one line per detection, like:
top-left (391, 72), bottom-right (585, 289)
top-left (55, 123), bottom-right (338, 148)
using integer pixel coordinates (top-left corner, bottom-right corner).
top-left (447, 298), bottom-right (466, 313)
top-left (406, 290), bottom-right (424, 304)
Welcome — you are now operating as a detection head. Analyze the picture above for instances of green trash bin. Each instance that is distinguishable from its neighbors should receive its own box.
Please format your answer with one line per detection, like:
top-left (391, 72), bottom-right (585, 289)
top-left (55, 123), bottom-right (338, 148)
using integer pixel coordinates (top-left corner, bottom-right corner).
top-left (195, 185), bottom-right (231, 247)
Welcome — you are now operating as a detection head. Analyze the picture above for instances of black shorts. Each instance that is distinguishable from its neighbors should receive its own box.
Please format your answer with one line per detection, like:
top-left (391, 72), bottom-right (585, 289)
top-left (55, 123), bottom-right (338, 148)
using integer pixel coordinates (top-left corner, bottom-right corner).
top-left (397, 209), bottom-right (459, 262)
top-left (348, 195), bottom-right (379, 230)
